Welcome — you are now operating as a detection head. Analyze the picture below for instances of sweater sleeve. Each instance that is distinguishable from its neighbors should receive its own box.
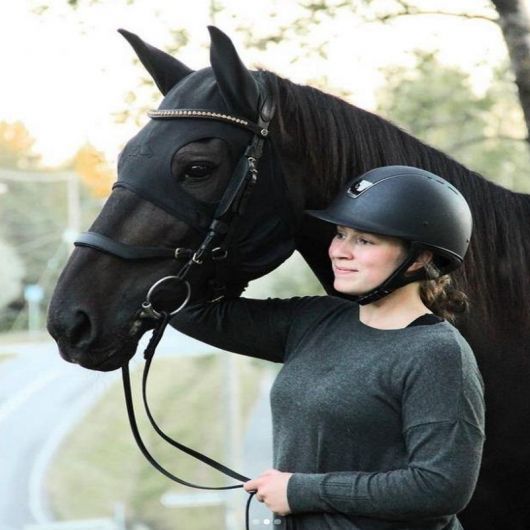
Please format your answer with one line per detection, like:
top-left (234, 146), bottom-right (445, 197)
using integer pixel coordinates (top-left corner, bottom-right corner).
top-left (287, 334), bottom-right (485, 519)
top-left (287, 420), bottom-right (484, 519)
top-left (170, 296), bottom-right (315, 363)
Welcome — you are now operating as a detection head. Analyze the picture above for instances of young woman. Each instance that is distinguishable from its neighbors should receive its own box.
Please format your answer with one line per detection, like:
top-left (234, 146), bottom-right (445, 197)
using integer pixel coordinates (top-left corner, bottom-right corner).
top-left (172, 165), bottom-right (485, 530)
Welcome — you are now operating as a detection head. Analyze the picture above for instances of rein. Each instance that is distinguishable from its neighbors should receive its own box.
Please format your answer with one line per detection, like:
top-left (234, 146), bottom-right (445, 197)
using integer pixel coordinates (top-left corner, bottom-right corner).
top-left (74, 98), bottom-right (276, 528)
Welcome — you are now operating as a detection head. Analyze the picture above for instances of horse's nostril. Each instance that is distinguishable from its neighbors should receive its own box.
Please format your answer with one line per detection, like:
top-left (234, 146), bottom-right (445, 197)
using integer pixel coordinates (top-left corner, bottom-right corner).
top-left (69, 309), bottom-right (93, 348)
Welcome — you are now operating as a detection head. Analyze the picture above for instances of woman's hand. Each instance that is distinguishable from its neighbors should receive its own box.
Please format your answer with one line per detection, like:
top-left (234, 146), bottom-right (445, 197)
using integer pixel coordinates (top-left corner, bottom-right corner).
top-left (244, 468), bottom-right (293, 516)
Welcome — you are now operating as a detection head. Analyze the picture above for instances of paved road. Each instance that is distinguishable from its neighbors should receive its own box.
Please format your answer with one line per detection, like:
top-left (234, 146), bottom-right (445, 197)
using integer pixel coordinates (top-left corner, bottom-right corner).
top-left (0, 337), bottom-right (97, 530)
top-left (0, 330), bottom-right (274, 530)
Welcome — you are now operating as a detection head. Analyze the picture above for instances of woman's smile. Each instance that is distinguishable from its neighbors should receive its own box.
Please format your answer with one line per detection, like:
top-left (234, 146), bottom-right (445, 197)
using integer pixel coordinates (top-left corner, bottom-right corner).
top-left (333, 265), bottom-right (359, 275)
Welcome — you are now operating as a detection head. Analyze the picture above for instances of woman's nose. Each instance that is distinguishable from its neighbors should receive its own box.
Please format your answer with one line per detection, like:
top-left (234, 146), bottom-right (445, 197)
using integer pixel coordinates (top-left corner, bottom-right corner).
top-left (329, 238), bottom-right (353, 259)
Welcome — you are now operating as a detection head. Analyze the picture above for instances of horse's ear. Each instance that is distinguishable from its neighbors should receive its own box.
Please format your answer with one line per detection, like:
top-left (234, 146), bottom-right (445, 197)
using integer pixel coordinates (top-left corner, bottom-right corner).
top-left (118, 29), bottom-right (194, 95)
top-left (208, 26), bottom-right (260, 118)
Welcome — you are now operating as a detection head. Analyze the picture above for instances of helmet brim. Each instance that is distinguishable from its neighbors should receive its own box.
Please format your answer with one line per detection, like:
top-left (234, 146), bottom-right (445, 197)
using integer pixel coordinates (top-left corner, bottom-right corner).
top-left (306, 208), bottom-right (407, 240)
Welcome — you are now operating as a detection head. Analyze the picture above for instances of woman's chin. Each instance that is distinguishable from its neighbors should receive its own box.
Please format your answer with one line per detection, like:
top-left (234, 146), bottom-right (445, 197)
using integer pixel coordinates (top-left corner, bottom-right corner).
top-left (333, 279), bottom-right (363, 296)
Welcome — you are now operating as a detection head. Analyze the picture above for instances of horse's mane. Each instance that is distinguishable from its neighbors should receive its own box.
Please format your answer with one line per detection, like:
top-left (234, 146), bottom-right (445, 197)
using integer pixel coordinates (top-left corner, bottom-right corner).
top-left (261, 70), bottom-right (530, 331)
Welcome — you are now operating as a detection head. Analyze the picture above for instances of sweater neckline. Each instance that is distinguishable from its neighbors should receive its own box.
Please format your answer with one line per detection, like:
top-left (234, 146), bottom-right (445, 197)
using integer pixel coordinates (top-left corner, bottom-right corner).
top-left (353, 305), bottom-right (445, 333)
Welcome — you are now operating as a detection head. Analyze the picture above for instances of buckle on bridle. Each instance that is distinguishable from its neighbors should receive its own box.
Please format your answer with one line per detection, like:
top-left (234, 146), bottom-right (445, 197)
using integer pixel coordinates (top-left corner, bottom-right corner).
top-left (174, 248), bottom-right (193, 260)
top-left (211, 247), bottom-right (228, 261)
top-left (191, 252), bottom-right (204, 265)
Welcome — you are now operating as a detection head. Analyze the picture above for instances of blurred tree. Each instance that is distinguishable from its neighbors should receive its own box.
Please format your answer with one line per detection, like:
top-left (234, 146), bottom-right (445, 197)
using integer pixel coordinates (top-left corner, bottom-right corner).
top-left (0, 122), bottom-right (105, 331)
top-left (74, 144), bottom-right (114, 198)
top-left (357, 0), bottom-right (530, 146)
top-left (368, 0), bottom-right (530, 145)
top-left (377, 52), bottom-right (530, 192)
top-left (0, 121), bottom-right (41, 168)
top-left (0, 121), bottom-right (47, 325)
top-left (0, 171), bottom-right (68, 331)
top-left (490, 0), bottom-right (530, 143)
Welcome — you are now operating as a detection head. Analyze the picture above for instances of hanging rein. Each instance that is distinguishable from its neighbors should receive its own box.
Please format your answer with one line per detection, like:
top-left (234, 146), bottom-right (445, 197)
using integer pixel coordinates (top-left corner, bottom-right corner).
top-left (74, 98), bottom-right (276, 527)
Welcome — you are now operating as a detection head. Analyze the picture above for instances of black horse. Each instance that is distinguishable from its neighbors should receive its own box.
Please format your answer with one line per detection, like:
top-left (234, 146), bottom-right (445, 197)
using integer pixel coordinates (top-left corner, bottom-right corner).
top-left (48, 27), bottom-right (530, 530)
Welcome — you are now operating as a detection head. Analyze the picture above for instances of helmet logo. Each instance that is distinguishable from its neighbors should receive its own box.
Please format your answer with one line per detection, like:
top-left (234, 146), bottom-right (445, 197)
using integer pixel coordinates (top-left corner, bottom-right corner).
top-left (347, 179), bottom-right (374, 198)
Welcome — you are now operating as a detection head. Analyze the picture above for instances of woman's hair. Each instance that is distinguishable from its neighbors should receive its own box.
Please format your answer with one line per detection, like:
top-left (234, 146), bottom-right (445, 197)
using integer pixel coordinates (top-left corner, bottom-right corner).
top-left (419, 262), bottom-right (469, 323)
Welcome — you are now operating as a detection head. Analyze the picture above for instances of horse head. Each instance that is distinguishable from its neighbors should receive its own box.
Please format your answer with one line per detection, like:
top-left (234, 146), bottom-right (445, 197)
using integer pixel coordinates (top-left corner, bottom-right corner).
top-left (47, 27), bottom-right (298, 371)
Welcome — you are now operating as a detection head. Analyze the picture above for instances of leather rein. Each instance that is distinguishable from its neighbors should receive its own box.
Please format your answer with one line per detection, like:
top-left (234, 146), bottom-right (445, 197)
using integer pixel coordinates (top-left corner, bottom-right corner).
top-left (74, 98), bottom-right (276, 525)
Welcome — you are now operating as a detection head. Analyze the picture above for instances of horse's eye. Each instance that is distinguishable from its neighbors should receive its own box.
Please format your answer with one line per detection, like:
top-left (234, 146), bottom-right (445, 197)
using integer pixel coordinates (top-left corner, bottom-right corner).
top-left (183, 163), bottom-right (214, 180)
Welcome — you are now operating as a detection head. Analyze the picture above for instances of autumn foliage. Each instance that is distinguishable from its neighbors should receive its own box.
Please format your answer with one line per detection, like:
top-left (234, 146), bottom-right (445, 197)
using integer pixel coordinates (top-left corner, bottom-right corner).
top-left (74, 144), bottom-right (114, 198)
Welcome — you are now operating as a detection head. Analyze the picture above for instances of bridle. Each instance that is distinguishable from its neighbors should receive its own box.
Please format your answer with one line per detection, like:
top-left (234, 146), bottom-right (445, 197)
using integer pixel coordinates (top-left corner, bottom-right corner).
top-left (74, 97), bottom-right (276, 527)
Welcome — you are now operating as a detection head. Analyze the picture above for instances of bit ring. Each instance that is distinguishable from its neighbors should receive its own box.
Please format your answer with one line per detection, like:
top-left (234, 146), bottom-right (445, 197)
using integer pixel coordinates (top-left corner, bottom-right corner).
top-left (141, 276), bottom-right (191, 319)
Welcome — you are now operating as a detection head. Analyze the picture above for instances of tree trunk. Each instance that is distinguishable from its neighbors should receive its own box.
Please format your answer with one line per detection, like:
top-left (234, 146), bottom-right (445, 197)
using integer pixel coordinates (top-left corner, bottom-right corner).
top-left (491, 0), bottom-right (530, 144)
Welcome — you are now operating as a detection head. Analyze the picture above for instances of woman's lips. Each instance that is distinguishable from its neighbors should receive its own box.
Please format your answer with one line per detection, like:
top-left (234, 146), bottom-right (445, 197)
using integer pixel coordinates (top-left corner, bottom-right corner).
top-left (333, 266), bottom-right (358, 275)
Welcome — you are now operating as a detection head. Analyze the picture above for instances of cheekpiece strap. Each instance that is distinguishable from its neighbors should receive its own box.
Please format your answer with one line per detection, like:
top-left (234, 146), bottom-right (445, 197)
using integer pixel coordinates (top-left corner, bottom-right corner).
top-left (147, 108), bottom-right (269, 137)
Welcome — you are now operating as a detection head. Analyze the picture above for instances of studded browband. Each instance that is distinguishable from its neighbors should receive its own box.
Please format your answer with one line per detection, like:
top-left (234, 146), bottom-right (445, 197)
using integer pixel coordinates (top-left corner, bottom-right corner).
top-left (148, 108), bottom-right (270, 137)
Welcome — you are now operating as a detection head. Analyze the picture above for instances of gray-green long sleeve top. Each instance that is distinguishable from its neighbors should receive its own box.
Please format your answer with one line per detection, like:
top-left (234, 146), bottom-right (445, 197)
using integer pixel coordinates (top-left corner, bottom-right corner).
top-left (171, 295), bottom-right (485, 530)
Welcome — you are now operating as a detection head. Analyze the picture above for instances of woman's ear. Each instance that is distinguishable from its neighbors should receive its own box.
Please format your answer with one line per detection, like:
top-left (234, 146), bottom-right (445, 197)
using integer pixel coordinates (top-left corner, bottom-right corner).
top-left (407, 250), bottom-right (433, 273)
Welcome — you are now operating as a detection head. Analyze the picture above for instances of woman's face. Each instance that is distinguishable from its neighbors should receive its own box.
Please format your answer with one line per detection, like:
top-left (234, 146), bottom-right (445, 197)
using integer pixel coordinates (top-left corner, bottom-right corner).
top-left (328, 225), bottom-right (407, 296)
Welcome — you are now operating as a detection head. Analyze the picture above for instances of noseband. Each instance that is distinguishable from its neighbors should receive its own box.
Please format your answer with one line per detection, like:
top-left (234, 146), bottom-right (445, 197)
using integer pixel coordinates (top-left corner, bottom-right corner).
top-left (74, 97), bottom-right (276, 528)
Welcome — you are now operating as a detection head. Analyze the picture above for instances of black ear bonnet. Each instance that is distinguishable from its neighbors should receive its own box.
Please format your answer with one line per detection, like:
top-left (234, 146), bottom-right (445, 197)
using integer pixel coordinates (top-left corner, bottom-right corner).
top-left (116, 67), bottom-right (296, 280)
top-left (116, 68), bottom-right (253, 228)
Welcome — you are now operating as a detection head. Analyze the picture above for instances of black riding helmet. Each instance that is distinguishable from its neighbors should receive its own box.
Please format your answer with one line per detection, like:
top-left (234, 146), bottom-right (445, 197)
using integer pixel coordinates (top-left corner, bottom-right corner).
top-left (306, 165), bottom-right (473, 305)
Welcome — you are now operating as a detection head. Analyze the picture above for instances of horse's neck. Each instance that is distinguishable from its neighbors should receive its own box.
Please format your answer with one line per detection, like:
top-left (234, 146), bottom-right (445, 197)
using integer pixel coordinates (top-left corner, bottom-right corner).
top-left (279, 140), bottom-right (348, 297)
top-left (274, 99), bottom-right (358, 297)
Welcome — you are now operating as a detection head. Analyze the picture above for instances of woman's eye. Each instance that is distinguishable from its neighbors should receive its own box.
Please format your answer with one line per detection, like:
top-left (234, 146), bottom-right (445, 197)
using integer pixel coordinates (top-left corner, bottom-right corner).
top-left (358, 237), bottom-right (373, 245)
top-left (183, 163), bottom-right (214, 180)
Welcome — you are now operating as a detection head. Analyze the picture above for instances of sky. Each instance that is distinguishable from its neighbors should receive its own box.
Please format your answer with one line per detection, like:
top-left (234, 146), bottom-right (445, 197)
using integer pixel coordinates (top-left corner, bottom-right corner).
top-left (0, 0), bottom-right (512, 167)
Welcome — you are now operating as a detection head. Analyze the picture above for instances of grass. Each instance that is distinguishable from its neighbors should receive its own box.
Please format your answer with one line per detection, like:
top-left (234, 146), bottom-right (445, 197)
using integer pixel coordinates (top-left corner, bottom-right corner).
top-left (47, 352), bottom-right (269, 530)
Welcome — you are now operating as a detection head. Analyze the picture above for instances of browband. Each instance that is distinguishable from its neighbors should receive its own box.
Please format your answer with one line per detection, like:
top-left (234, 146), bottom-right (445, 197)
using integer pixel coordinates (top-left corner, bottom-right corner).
top-left (147, 108), bottom-right (270, 137)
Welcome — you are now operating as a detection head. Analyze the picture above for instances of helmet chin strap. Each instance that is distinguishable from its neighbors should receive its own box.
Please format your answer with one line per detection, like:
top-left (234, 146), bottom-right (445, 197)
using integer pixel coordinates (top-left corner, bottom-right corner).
top-left (354, 244), bottom-right (429, 306)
